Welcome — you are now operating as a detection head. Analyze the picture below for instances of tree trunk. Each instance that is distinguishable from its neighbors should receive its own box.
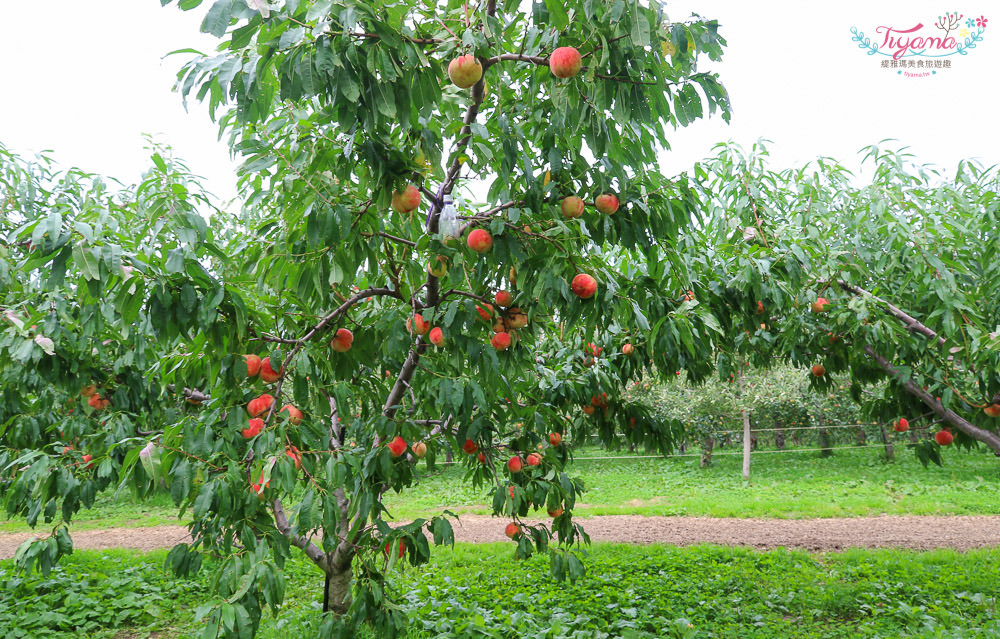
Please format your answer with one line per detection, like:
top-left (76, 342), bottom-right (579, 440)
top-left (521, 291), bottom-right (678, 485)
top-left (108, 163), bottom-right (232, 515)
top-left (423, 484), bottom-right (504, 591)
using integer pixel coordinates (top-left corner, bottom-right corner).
top-left (775, 428), bottom-right (786, 450)
top-left (855, 427), bottom-right (866, 446)
top-left (879, 425), bottom-right (895, 460)
top-left (323, 556), bottom-right (354, 615)
top-left (817, 418), bottom-right (833, 457)
top-left (679, 439), bottom-right (688, 454)
top-left (700, 436), bottom-right (714, 467)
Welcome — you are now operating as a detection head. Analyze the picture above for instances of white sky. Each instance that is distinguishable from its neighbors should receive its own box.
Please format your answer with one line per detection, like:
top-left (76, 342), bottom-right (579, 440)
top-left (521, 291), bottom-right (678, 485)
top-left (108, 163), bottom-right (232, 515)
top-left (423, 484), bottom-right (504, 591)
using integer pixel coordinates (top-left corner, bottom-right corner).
top-left (1, 0), bottom-right (997, 205)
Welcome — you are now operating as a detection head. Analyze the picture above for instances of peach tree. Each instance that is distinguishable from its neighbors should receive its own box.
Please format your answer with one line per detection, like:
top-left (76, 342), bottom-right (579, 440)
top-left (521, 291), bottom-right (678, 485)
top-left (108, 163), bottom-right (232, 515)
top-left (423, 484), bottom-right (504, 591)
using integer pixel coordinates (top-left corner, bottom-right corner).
top-left (680, 141), bottom-right (1000, 465)
top-left (0, 0), bottom-right (729, 636)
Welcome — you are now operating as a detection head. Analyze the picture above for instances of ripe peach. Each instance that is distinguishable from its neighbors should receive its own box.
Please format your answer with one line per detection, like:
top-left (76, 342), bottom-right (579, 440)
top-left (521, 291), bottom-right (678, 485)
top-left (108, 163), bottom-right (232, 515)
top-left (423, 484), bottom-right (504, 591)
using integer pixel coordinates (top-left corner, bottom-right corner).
top-left (80, 384), bottom-right (97, 397)
top-left (388, 436), bottom-right (407, 458)
top-left (285, 445), bottom-right (302, 469)
top-left (467, 229), bottom-right (493, 253)
top-left (448, 54), bottom-right (483, 88)
top-left (622, 343), bottom-right (633, 355)
top-left (507, 456), bottom-right (523, 473)
top-left (549, 46), bottom-right (582, 78)
top-left (756, 301), bottom-right (765, 315)
top-left (935, 430), bottom-right (954, 446)
top-left (384, 539), bottom-right (406, 558)
top-left (428, 327), bottom-right (445, 346)
top-left (549, 432), bottom-right (562, 446)
top-left (505, 308), bottom-right (528, 329)
top-left (812, 297), bottom-right (830, 313)
top-left (412, 441), bottom-right (427, 458)
top-left (260, 358), bottom-right (283, 383)
top-left (279, 404), bottom-right (303, 425)
top-left (247, 394), bottom-right (275, 418)
top-left (244, 354), bottom-right (262, 378)
top-left (582, 405), bottom-right (595, 415)
top-left (491, 332), bottom-right (512, 351)
top-left (893, 418), bottom-right (909, 433)
top-left (242, 418), bottom-right (265, 438)
top-left (547, 507), bottom-right (564, 518)
top-left (811, 364), bottom-right (826, 378)
top-left (250, 472), bottom-right (270, 497)
top-left (571, 273), bottom-right (597, 299)
top-left (984, 404), bottom-right (1000, 418)
top-left (505, 522), bottom-right (522, 539)
top-left (462, 439), bottom-right (479, 454)
top-left (495, 290), bottom-right (513, 307)
top-left (560, 196), bottom-right (585, 219)
top-left (595, 193), bottom-right (619, 214)
top-left (476, 303), bottom-right (495, 322)
top-left (526, 453), bottom-right (541, 466)
top-left (391, 185), bottom-right (421, 214)
top-left (407, 314), bottom-right (430, 336)
top-left (330, 328), bottom-right (354, 352)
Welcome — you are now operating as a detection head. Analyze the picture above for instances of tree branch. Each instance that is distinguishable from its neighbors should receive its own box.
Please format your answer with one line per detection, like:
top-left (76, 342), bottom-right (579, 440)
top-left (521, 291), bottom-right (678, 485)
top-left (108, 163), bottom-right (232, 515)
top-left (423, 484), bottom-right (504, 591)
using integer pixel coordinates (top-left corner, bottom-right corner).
top-left (862, 344), bottom-right (1000, 455)
top-left (838, 281), bottom-right (947, 347)
top-left (272, 498), bottom-right (328, 569)
top-left (438, 289), bottom-right (491, 305)
top-left (360, 231), bottom-right (416, 248)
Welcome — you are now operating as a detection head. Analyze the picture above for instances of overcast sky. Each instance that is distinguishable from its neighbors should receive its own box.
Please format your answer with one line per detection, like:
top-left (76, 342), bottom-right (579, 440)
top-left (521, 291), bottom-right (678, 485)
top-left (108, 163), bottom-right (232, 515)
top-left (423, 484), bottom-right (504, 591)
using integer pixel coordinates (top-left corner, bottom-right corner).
top-left (1, 0), bottom-right (997, 205)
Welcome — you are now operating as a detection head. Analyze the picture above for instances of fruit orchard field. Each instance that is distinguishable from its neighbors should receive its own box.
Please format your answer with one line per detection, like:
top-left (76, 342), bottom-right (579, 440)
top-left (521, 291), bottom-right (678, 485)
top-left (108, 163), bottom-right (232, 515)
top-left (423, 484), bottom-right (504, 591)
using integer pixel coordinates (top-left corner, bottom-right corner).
top-left (3, 544), bottom-right (999, 639)
top-left (4, 446), bottom-right (998, 535)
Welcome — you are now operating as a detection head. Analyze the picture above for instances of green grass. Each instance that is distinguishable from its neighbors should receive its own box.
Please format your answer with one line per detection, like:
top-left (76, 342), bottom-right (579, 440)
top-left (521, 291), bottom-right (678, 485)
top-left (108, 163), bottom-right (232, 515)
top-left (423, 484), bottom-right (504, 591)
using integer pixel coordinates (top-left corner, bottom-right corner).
top-left (4, 445), bottom-right (999, 534)
top-left (3, 543), bottom-right (999, 638)
top-left (381, 444), bottom-right (1000, 520)
top-left (0, 488), bottom-right (181, 533)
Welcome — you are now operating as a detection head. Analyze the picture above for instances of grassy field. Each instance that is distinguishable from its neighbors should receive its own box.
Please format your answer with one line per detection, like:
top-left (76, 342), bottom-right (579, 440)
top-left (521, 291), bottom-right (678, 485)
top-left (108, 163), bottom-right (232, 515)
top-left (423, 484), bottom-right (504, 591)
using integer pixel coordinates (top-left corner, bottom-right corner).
top-left (2, 543), bottom-right (999, 638)
top-left (4, 445), bottom-right (999, 534)
top-left (384, 444), bottom-right (1000, 520)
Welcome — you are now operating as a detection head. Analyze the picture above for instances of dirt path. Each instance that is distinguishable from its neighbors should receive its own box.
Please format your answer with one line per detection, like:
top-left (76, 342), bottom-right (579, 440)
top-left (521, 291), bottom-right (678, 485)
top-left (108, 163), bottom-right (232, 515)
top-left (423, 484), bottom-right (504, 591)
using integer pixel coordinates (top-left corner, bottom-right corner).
top-left (3, 514), bottom-right (1000, 559)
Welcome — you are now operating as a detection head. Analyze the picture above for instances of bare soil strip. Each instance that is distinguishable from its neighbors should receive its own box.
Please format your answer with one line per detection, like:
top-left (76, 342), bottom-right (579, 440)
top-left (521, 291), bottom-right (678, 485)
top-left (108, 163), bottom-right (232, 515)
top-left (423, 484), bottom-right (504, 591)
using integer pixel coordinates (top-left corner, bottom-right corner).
top-left (3, 515), bottom-right (999, 560)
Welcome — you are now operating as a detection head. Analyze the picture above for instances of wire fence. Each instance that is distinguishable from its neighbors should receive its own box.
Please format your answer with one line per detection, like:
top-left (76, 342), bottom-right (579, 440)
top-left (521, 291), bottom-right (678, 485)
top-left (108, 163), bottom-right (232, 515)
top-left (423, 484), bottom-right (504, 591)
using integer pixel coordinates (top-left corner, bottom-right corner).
top-left (569, 422), bottom-right (909, 464)
top-left (573, 443), bottom-right (892, 462)
top-left (712, 422), bottom-right (889, 435)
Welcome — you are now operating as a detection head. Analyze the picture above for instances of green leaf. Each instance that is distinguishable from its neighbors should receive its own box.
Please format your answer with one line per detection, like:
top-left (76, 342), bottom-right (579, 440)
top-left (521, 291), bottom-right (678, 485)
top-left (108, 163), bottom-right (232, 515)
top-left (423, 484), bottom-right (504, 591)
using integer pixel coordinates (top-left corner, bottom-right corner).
top-left (202, 0), bottom-right (238, 37)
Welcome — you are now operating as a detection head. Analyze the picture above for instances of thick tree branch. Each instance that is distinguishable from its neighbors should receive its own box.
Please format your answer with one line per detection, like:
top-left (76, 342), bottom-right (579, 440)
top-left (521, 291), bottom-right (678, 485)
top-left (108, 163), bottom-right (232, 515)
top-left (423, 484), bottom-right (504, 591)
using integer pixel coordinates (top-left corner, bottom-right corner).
top-left (838, 281), bottom-right (947, 347)
top-left (382, 339), bottom-right (426, 419)
top-left (423, 4), bottom-right (496, 310)
top-left (271, 498), bottom-right (328, 569)
top-left (862, 344), bottom-right (1000, 455)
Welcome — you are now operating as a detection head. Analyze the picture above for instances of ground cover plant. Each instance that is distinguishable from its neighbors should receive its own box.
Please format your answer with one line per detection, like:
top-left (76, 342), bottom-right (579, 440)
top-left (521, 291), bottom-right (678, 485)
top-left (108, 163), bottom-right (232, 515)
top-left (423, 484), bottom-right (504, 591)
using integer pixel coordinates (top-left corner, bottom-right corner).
top-left (3, 544), bottom-right (999, 638)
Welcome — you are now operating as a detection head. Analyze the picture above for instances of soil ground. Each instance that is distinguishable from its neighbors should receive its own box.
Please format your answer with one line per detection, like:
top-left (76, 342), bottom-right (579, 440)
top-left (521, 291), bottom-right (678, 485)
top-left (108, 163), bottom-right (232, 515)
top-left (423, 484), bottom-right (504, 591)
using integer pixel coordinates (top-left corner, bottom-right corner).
top-left (3, 514), bottom-right (999, 559)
